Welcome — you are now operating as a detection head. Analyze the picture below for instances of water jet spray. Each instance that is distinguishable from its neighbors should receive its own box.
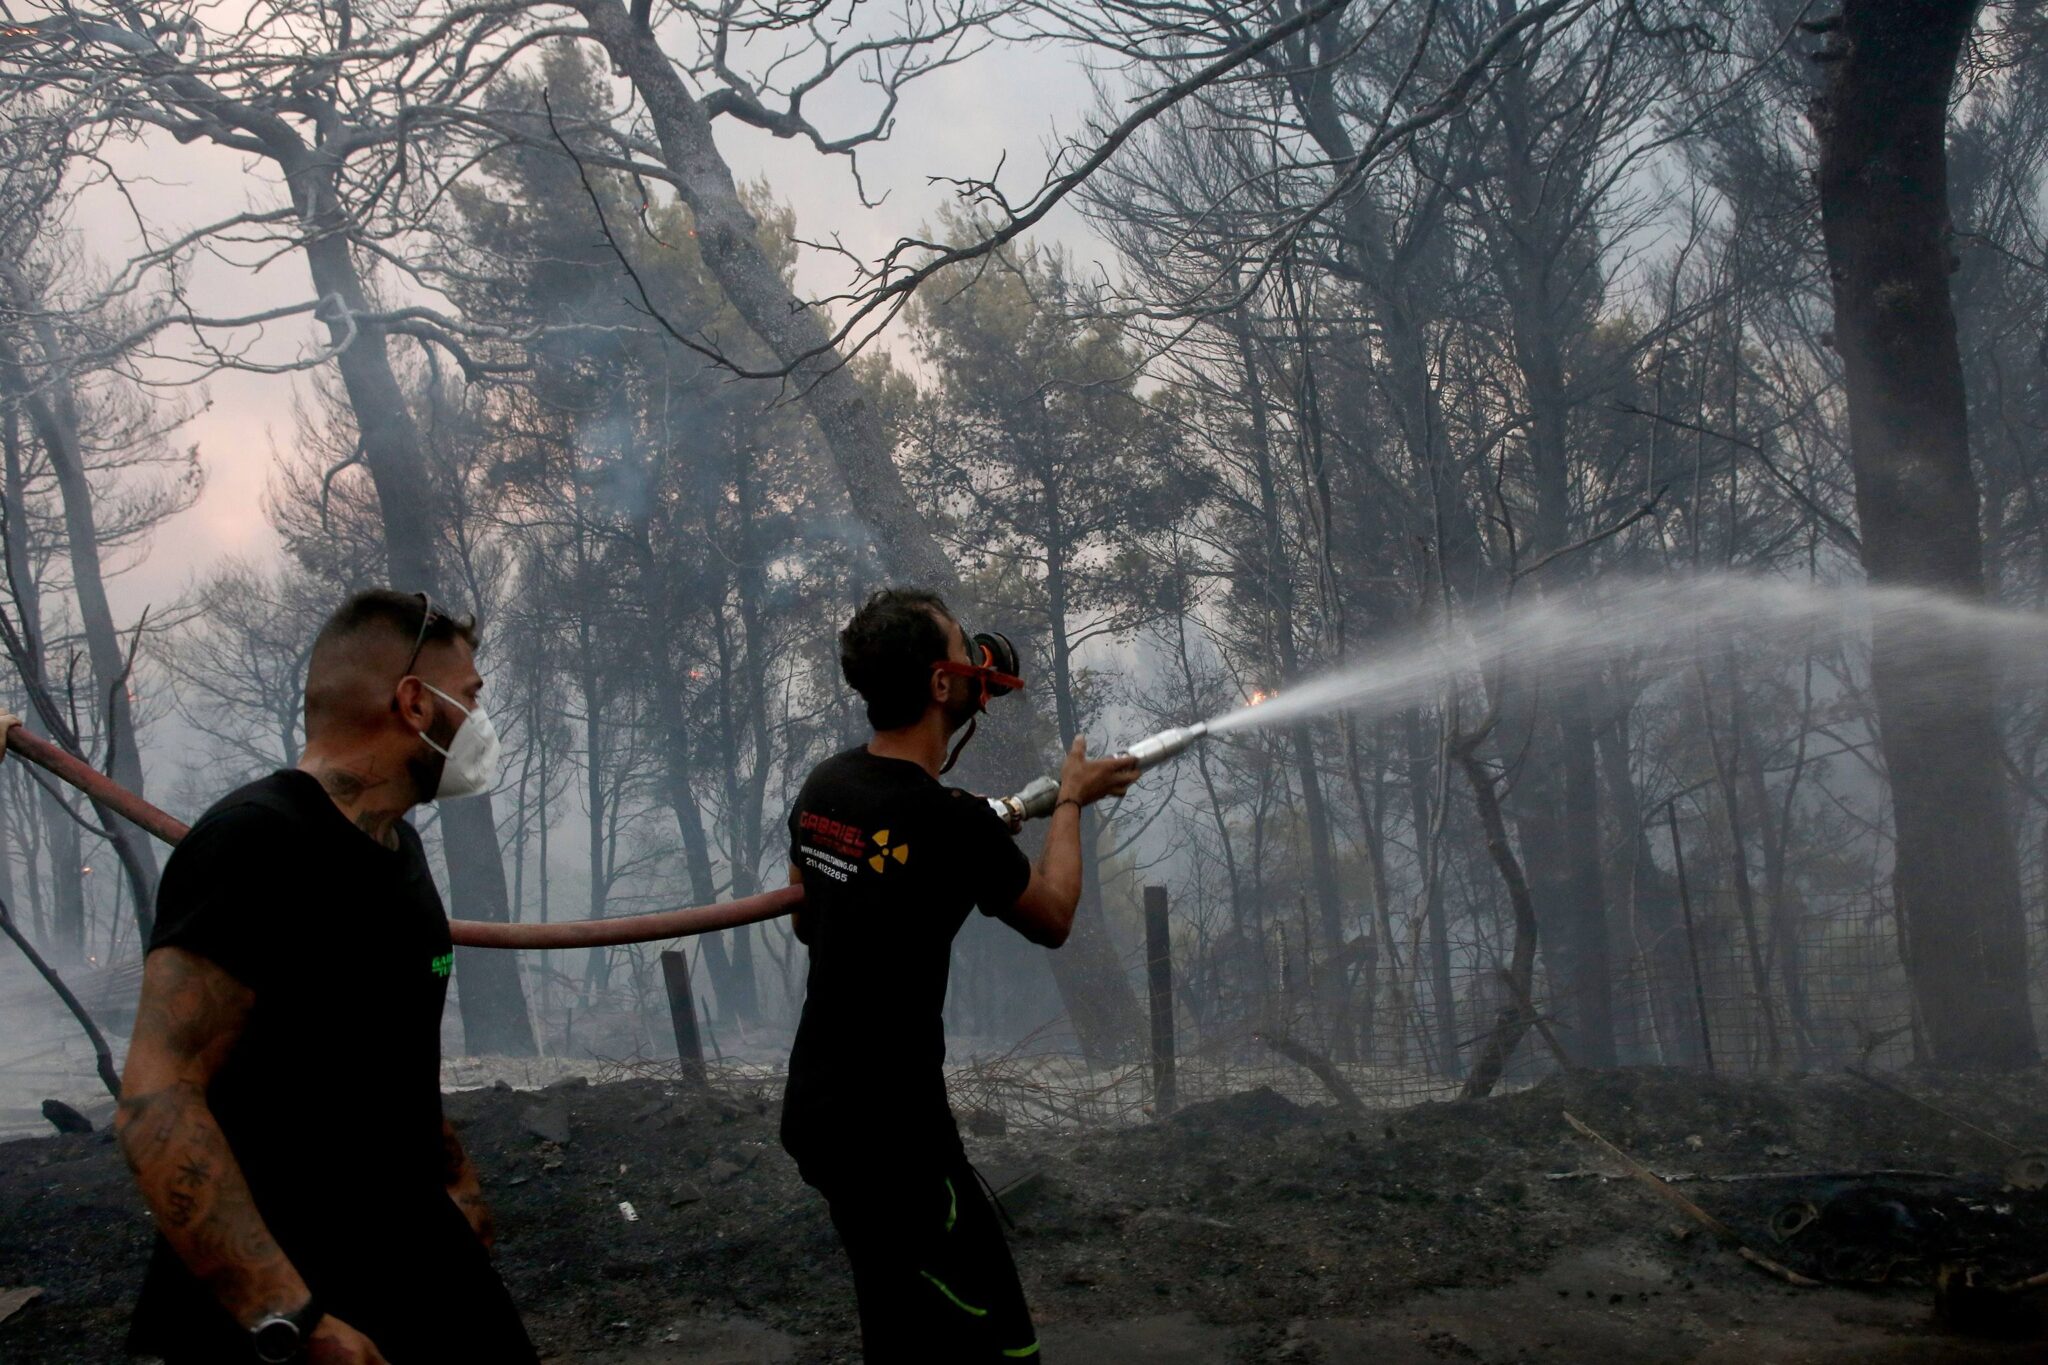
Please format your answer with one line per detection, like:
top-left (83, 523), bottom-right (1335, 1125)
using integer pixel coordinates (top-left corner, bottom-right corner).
top-left (27, 571), bottom-right (2042, 953)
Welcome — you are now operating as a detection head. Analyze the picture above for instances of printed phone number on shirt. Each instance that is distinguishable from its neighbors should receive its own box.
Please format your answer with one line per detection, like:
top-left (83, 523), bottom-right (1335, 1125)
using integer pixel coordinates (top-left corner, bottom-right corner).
top-left (801, 848), bottom-right (860, 883)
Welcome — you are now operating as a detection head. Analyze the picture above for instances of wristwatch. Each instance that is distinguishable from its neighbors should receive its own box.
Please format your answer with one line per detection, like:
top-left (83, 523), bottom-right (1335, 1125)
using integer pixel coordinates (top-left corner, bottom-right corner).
top-left (250, 1297), bottom-right (325, 1363)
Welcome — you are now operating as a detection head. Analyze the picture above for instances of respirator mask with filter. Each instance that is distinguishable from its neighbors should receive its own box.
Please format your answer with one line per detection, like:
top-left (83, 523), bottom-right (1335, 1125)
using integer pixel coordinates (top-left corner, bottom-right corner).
top-left (931, 628), bottom-right (1022, 774)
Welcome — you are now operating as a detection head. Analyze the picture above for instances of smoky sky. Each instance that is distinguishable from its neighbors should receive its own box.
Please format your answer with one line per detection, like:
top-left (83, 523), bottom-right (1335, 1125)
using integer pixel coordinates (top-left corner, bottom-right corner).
top-left (74, 34), bottom-right (1109, 624)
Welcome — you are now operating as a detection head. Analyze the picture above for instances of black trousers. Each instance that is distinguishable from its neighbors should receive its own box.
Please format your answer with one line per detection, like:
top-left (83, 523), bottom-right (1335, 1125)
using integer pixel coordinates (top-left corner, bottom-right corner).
top-left (142, 1195), bottom-right (537, 1365)
top-left (813, 1151), bottom-right (1040, 1362)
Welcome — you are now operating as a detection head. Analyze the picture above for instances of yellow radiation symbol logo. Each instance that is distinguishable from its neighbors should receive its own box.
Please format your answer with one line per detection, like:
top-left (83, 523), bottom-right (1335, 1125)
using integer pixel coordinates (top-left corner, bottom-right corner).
top-left (868, 829), bottom-right (910, 875)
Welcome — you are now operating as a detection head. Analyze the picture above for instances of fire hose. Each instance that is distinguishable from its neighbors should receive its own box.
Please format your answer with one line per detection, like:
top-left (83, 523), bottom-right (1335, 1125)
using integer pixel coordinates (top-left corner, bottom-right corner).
top-left (0, 718), bottom-right (1212, 951)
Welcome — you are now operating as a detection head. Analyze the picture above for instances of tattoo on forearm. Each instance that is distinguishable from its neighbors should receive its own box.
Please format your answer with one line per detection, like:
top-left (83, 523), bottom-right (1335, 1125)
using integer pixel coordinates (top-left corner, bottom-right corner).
top-left (164, 1155), bottom-right (212, 1229)
top-left (118, 1083), bottom-right (296, 1318)
top-left (118, 950), bottom-right (300, 1323)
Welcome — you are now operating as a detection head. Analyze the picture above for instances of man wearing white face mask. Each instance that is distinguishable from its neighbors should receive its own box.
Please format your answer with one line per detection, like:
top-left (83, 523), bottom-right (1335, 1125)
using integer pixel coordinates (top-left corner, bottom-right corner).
top-left (117, 589), bottom-right (536, 1365)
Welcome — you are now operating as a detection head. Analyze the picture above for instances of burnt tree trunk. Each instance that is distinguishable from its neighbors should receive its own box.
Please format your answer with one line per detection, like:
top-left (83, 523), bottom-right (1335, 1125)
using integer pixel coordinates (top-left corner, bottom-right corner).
top-left (1595, 704), bottom-right (1699, 1065)
top-left (1403, 708), bottom-right (1461, 1078)
top-left (651, 657), bottom-right (753, 1023)
top-left (582, 0), bottom-right (1144, 1060)
top-left (45, 797), bottom-right (84, 961)
top-left (1031, 480), bottom-right (1146, 1059)
top-left (1226, 310), bottom-right (1350, 1057)
top-left (578, 0), bottom-right (958, 589)
top-left (1339, 718), bottom-right (1390, 1061)
top-left (0, 315), bottom-right (161, 933)
top-left (1700, 657), bottom-right (1782, 1070)
top-left (1745, 731), bottom-right (1818, 1068)
top-left (64, 0), bottom-right (539, 1030)
top-left (1813, 3), bottom-right (2038, 1067)
top-left (1482, 50), bottom-right (1617, 1067)
top-left (0, 405), bottom-right (68, 958)
top-left (636, 516), bottom-right (757, 1024)
top-left (710, 601), bottom-right (762, 1026)
top-left (1458, 726), bottom-right (1541, 1100)
top-left (292, 154), bottom-right (537, 1057)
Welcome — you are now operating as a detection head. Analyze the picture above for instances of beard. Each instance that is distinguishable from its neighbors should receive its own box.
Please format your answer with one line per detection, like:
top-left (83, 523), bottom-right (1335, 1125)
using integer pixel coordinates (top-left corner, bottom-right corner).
top-left (943, 689), bottom-right (981, 735)
top-left (405, 749), bottom-right (445, 803)
top-left (406, 700), bottom-right (456, 799)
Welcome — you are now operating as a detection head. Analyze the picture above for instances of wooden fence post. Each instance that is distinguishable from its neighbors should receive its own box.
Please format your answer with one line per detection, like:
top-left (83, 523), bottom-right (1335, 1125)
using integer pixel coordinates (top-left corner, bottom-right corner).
top-left (1144, 885), bottom-right (1176, 1116)
top-left (660, 949), bottom-right (706, 1084)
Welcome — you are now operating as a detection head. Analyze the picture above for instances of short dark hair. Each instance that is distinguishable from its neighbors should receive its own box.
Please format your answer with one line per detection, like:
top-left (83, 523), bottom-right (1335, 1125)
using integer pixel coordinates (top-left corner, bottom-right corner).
top-left (304, 589), bottom-right (480, 738)
top-left (312, 589), bottom-right (478, 666)
top-left (839, 587), bottom-right (953, 730)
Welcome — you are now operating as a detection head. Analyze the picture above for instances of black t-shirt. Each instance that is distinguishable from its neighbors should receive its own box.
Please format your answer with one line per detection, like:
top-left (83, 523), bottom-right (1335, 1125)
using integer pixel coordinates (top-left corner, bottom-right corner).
top-left (780, 748), bottom-right (1032, 1176)
top-left (128, 770), bottom-right (533, 1363)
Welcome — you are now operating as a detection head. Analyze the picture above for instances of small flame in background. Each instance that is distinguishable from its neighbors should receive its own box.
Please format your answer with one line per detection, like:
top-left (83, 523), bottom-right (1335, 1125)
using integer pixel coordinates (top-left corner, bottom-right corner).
top-left (1245, 688), bottom-right (1271, 707)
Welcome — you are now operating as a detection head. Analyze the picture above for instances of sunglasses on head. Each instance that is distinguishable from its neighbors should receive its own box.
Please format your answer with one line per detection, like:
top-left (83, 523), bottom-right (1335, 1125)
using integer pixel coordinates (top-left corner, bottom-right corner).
top-left (400, 591), bottom-right (448, 682)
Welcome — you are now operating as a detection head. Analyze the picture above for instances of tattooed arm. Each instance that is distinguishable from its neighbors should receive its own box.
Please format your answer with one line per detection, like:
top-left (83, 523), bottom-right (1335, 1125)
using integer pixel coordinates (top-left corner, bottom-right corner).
top-left (440, 1117), bottom-right (496, 1249)
top-left (117, 947), bottom-right (390, 1364)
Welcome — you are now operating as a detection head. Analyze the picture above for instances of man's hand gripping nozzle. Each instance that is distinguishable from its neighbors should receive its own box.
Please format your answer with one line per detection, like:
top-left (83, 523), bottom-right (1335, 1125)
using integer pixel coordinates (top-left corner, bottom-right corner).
top-left (986, 722), bottom-right (1212, 832)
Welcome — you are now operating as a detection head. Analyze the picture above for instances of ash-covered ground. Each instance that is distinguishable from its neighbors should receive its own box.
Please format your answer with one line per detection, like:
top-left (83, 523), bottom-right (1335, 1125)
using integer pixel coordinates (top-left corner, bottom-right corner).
top-left (3, 1067), bottom-right (2047, 1363)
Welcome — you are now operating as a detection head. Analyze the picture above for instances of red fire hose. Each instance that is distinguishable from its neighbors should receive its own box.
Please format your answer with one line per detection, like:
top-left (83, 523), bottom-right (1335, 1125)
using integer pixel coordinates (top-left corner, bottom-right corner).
top-left (1, 722), bottom-right (798, 949)
top-left (7, 724), bottom-right (192, 845)
top-left (444, 885), bottom-right (801, 948)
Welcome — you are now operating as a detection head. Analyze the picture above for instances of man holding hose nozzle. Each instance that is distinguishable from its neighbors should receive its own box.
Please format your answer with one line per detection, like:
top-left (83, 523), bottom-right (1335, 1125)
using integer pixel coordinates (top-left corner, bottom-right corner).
top-left (783, 587), bottom-right (1138, 1361)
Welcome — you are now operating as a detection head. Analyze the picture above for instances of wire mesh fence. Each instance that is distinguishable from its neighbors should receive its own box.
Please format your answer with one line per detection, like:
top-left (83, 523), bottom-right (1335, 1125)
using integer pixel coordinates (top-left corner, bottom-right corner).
top-left (1121, 883), bottom-right (2048, 1119)
top-left (1604, 889), bottom-right (1925, 1076)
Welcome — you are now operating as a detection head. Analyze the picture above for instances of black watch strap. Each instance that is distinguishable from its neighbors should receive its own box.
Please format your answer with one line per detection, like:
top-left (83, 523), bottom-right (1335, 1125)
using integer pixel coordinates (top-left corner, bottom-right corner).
top-left (250, 1297), bottom-right (325, 1363)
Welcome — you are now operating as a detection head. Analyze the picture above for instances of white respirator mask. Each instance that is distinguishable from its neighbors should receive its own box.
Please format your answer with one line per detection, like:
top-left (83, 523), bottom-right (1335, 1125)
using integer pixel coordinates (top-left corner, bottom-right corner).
top-left (418, 683), bottom-right (501, 800)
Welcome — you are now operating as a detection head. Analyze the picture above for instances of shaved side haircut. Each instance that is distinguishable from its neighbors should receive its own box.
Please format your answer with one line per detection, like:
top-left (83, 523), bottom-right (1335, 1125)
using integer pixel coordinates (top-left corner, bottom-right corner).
top-left (304, 590), bottom-right (478, 740)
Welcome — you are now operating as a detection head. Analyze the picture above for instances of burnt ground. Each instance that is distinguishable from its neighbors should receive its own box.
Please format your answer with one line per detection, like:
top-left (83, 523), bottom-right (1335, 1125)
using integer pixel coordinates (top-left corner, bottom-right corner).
top-left (2, 1066), bottom-right (2047, 1363)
